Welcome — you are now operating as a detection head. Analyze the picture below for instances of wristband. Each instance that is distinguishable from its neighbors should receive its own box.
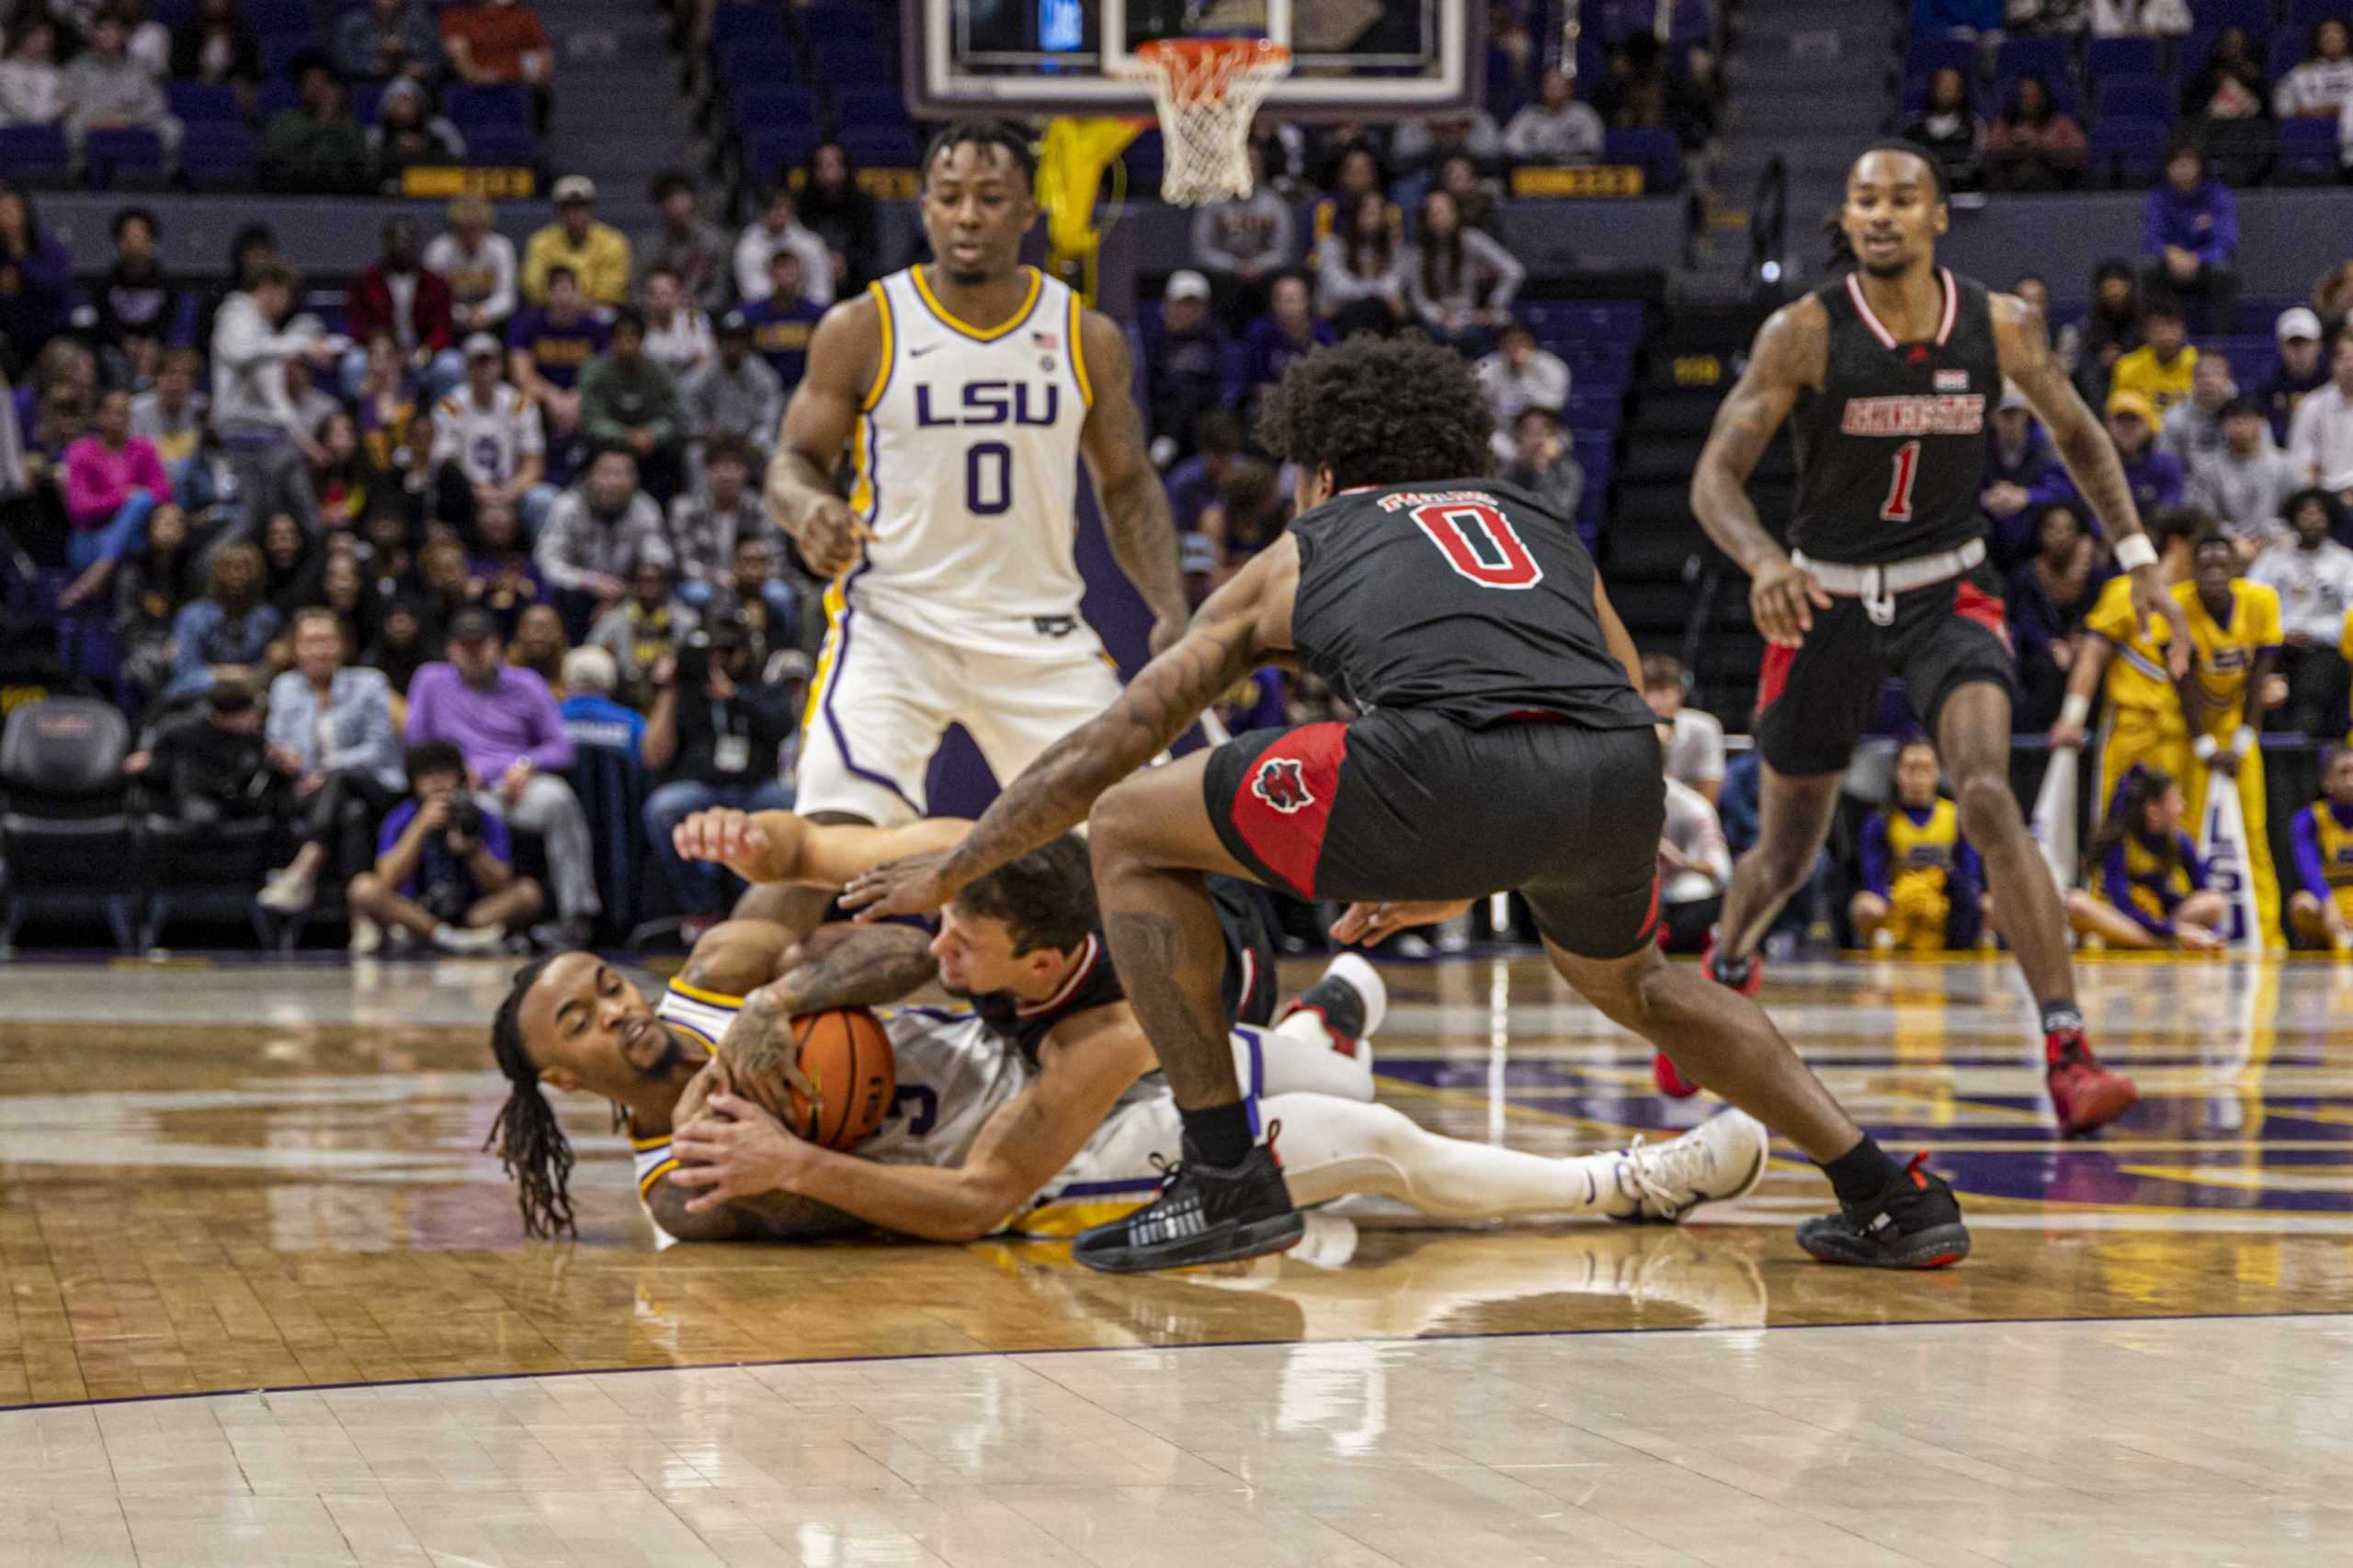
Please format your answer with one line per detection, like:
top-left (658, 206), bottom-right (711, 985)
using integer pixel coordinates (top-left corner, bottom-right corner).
top-left (2234, 725), bottom-right (2256, 756)
top-left (2193, 733), bottom-right (2219, 761)
top-left (2058, 693), bottom-right (2091, 727)
top-left (2114, 535), bottom-right (2158, 572)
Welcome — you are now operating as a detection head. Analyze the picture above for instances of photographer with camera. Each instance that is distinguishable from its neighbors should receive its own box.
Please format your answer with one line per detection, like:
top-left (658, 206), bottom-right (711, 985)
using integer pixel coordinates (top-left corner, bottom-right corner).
top-left (642, 619), bottom-right (796, 932)
top-left (347, 740), bottom-right (545, 955)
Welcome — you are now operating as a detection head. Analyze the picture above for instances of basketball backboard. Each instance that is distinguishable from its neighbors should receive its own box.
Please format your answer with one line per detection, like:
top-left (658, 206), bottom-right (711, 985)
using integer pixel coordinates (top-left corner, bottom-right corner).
top-left (905, 0), bottom-right (1479, 121)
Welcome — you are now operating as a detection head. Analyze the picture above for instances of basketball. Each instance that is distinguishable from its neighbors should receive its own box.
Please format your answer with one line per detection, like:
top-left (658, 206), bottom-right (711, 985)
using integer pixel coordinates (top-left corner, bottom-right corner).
top-left (787, 1007), bottom-right (896, 1150)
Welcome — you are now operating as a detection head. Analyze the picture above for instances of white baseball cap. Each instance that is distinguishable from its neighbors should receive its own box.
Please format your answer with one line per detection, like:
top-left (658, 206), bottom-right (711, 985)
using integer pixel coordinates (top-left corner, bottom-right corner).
top-left (2278, 306), bottom-right (2323, 343)
top-left (1165, 269), bottom-right (1211, 302)
top-left (551, 175), bottom-right (597, 205)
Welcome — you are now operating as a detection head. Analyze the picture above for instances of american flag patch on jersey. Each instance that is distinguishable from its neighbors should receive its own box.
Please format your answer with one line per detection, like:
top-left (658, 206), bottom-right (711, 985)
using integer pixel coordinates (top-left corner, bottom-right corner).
top-left (1032, 332), bottom-right (1060, 352)
top-left (1935, 369), bottom-right (1969, 392)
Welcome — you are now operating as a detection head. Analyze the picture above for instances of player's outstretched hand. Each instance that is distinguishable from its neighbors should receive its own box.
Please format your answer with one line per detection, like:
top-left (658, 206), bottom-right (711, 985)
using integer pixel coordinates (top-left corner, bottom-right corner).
top-left (2129, 566), bottom-right (2194, 679)
top-left (1330, 898), bottom-right (1475, 948)
top-left (669, 1090), bottom-right (805, 1213)
top-left (797, 495), bottom-right (867, 577)
top-left (1750, 556), bottom-right (1831, 649)
top-left (673, 807), bottom-right (800, 883)
top-left (841, 852), bottom-right (958, 920)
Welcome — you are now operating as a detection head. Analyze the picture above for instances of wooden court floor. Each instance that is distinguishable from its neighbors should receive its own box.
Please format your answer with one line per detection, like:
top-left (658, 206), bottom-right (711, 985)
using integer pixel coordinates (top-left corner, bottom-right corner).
top-left (0, 953), bottom-right (2348, 1565)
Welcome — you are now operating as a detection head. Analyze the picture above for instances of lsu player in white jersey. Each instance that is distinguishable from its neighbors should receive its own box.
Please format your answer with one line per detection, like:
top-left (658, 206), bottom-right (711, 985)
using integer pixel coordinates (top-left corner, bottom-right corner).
top-left (766, 121), bottom-right (1189, 840)
top-left (485, 816), bottom-right (1768, 1247)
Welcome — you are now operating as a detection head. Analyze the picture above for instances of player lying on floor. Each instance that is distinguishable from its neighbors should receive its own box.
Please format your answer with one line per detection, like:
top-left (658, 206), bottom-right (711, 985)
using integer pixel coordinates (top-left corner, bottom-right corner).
top-left (483, 813), bottom-right (1768, 1244)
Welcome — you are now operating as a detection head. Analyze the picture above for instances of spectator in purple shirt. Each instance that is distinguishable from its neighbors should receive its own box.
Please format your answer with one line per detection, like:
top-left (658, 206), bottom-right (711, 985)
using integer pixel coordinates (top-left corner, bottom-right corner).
top-left (404, 603), bottom-right (598, 944)
top-left (2143, 142), bottom-right (2239, 335)
top-left (1240, 272), bottom-right (1336, 419)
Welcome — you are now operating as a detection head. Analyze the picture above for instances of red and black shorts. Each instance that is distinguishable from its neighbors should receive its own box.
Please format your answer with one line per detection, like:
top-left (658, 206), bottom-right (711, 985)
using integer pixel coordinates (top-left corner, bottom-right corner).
top-left (1202, 706), bottom-right (1666, 960)
top-left (1754, 562), bottom-right (2018, 778)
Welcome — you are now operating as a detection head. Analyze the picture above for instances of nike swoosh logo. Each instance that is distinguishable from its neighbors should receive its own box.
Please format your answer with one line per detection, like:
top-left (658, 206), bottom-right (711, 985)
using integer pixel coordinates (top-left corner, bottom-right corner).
top-left (909, 343), bottom-right (940, 358)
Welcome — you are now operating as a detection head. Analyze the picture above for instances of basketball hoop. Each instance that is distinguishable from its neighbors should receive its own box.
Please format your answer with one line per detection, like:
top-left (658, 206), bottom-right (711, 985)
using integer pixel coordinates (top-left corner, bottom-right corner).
top-left (1118, 38), bottom-right (1292, 206)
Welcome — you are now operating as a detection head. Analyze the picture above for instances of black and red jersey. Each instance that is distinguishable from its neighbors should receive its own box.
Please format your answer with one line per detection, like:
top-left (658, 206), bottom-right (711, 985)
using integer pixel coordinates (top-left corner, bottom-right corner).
top-left (1287, 477), bottom-right (1656, 733)
top-left (1789, 267), bottom-right (2002, 566)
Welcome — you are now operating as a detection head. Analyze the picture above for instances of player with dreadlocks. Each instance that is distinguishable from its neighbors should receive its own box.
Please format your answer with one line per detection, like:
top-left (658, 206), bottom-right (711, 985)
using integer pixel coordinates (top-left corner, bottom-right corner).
top-left (489, 808), bottom-right (1773, 1246)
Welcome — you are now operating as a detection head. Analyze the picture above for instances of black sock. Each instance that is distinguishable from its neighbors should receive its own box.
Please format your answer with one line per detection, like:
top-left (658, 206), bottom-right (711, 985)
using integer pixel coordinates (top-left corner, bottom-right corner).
top-left (1711, 949), bottom-right (1754, 985)
top-left (1821, 1134), bottom-right (1899, 1206)
top-left (1181, 1101), bottom-right (1256, 1166)
top-left (2040, 1000), bottom-right (2084, 1039)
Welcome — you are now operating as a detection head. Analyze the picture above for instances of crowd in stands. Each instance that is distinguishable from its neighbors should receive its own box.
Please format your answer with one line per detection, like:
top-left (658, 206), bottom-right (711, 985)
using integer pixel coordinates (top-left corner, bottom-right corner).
top-left (0, 0), bottom-right (551, 190)
top-left (1903, 2), bottom-right (2353, 188)
top-left (0, 161), bottom-right (870, 951)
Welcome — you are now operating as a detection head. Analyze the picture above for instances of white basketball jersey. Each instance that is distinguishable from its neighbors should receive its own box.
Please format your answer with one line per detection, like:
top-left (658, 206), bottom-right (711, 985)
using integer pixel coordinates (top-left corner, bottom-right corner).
top-left (632, 983), bottom-right (1030, 1245)
top-left (847, 266), bottom-right (1096, 656)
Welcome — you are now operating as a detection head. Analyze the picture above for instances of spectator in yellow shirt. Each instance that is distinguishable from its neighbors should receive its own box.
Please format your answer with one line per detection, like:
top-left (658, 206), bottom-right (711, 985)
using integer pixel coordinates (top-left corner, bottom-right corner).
top-left (2108, 298), bottom-right (2198, 415)
top-left (521, 175), bottom-right (631, 308)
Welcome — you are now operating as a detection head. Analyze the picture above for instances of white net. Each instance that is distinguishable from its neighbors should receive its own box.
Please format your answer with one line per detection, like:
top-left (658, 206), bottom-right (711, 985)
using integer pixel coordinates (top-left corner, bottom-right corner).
top-left (1118, 40), bottom-right (1292, 206)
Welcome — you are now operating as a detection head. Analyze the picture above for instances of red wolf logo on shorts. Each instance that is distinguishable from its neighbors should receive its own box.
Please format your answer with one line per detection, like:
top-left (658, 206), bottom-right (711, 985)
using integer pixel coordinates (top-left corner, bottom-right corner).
top-left (1252, 757), bottom-right (1314, 814)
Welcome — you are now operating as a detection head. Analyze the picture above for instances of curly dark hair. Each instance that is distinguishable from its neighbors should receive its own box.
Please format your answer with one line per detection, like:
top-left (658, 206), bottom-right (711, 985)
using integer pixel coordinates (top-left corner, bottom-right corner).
top-left (921, 120), bottom-right (1037, 186)
top-left (484, 956), bottom-right (577, 1239)
top-left (1255, 332), bottom-right (1495, 492)
top-left (949, 833), bottom-right (1097, 957)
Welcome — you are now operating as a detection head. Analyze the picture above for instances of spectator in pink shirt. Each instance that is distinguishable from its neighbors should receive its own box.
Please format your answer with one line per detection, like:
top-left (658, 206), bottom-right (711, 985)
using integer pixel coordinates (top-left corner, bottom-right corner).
top-left (59, 387), bottom-right (180, 608)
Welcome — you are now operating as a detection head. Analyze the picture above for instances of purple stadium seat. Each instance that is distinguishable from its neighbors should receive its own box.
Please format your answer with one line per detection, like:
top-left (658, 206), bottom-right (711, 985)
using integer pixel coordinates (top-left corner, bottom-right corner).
top-left (2276, 118), bottom-right (2340, 182)
top-left (447, 85), bottom-right (531, 131)
top-left (813, 36), bottom-right (892, 84)
top-left (166, 81), bottom-right (237, 122)
top-left (179, 122), bottom-right (257, 188)
top-left (747, 124), bottom-right (823, 180)
top-left (0, 124), bottom-right (70, 186)
top-left (2084, 38), bottom-right (2159, 82)
top-left (1603, 128), bottom-right (1682, 191)
top-left (2085, 116), bottom-right (2167, 187)
top-left (717, 40), bottom-right (796, 89)
top-left (1904, 38), bottom-right (1977, 83)
top-left (243, 0), bottom-right (312, 38)
top-left (258, 35), bottom-right (310, 80)
top-left (1994, 35), bottom-right (2070, 87)
top-left (800, 2), bottom-right (881, 43)
top-left (254, 79), bottom-right (300, 120)
top-left (2096, 75), bottom-right (2173, 122)
top-left (710, 4), bottom-right (787, 48)
top-left (461, 123), bottom-right (539, 165)
top-left (2270, 35), bottom-right (2307, 83)
top-left (835, 121), bottom-right (917, 167)
top-left (351, 82), bottom-right (383, 126)
top-left (831, 83), bottom-right (912, 130)
top-left (84, 127), bottom-right (167, 189)
top-left (2288, 0), bottom-right (2347, 31)
top-left (731, 85), bottom-right (822, 135)
top-left (2198, 0), bottom-right (2273, 32)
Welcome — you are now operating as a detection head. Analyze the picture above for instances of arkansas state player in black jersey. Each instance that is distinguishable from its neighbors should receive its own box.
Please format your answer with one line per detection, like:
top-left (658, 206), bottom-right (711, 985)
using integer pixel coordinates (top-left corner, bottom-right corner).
top-left (1686, 144), bottom-right (2194, 1138)
top-left (847, 332), bottom-right (1972, 1275)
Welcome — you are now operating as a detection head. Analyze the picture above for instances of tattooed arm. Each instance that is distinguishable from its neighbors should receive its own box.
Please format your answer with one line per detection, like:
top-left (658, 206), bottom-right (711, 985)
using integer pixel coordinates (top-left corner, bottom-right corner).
top-left (1078, 311), bottom-right (1191, 654)
top-left (651, 923), bottom-right (938, 1244)
top-left (1995, 290), bottom-right (2192, 675)
top-left (714, 922), bottom-right (940, 1115)
top-left (1690, 297), bottom-right (1832, 648)
top-left (846, 540), bottom-right (1302, 917)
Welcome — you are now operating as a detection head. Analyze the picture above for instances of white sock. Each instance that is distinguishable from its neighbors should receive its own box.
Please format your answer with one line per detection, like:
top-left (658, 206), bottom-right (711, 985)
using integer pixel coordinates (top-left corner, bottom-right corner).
top-left (1268, 1093), bottom-right (1634, 1220)
top-left (1231, 1014), bottom-right (1378, 1104)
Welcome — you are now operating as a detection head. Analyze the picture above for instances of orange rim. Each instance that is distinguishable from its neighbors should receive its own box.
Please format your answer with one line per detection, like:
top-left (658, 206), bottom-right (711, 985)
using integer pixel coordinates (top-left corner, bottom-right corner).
top-left (1131, 38), bottom-right (1291, 105)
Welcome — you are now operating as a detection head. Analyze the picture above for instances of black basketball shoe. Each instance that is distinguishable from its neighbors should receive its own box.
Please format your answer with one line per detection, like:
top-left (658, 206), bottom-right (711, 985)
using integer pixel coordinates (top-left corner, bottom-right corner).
top-left (1795, 1153), bottom-right (1972, 1269)
top-left (1072, 1133), bottom-right (1305, 1275)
